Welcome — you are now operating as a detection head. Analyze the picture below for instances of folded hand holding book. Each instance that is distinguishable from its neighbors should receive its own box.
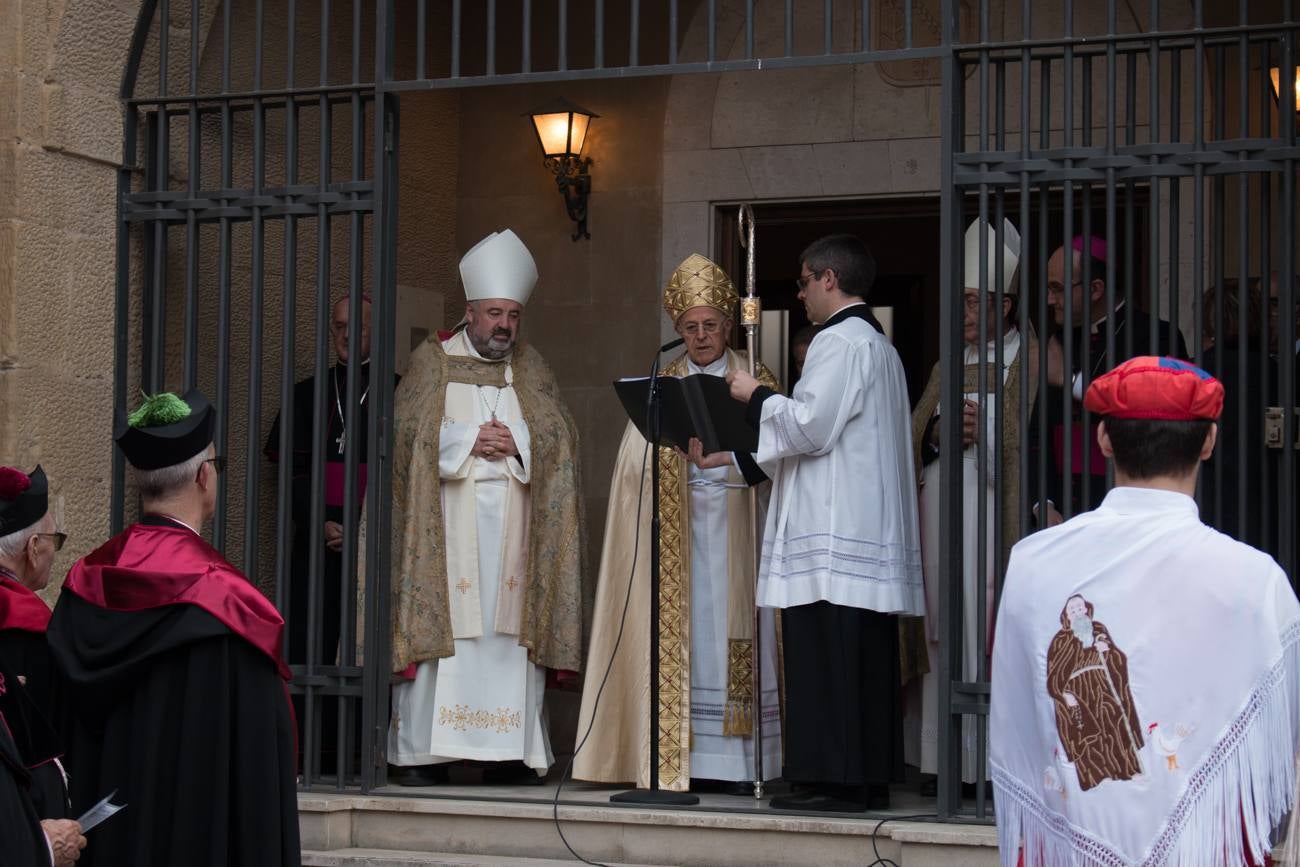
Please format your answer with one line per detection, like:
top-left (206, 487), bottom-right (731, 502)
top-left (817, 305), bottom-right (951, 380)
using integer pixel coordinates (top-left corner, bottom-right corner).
top-left (613, 374), bottom-right (757, 455)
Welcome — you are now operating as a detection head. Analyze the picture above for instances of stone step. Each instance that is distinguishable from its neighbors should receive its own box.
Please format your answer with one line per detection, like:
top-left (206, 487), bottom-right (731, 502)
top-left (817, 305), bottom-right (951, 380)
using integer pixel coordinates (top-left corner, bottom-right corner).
top-left (298, 788), bottom-right (1000, 867)
top-left (302, 848), bottom-right (656, 866)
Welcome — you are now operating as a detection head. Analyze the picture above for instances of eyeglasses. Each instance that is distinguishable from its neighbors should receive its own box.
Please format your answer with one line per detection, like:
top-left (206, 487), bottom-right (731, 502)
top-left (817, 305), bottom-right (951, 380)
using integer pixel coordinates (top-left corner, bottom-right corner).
top-left (196, 456), bottom-right (226, 483)
top-left (35, 532), bottom-right (67, 552)
top-left (795, 269), bottom-right (826, 291)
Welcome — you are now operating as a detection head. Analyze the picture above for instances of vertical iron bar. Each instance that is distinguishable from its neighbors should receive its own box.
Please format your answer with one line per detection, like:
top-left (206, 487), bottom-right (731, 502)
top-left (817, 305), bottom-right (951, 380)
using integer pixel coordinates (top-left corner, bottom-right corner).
top-left (1235, 27), bottom-right (1250, 539)
top-left (904, 0), bottom-right (913, 49)
top-left (558, 0), bottom-right (567, 72)
top-left (594, 0), bottom-right (603, 68)
top-left (824, 0), bottom-right (832, 55)
top-left (746, 0), bottom-right (754, 60)
top-left (214, 0), bottom-right (234, 552)
top-left (1211, 44), bottom-right (1226, 528)
top-left (1169, 50), bottom-right (1181, 365)
top-left (785, 0), bottom-right (793, 58)
top-left (1258, 39), bottom-right (1273, 549)
top-left (522, 0), bottom-right (531, 73)
top-left (936, 0), bottom-right (962, 820)
top-left (243, 0), bottom-right (266, 586)
top-left (451, 0), bottom-right (461, 78)
top-left (1147, 2), bottom-right (1161, 356)
top-left (669, 0), bottom-right (678, 65)
top-left (861, 0), bottom-right (870, 53)
top-left (416, 0), bottom-right (426, 80)
top-left (486, 0), bottom-right (496, 76)
top-left (1278, 17), bottom-right (1295, 581)
top-left (182, 0), bottom-right (200, 391)
top-left (150, 0), bottom-right (169, 393)
top-left (708, 0), bottom-right (716, 63)
top-left (111, 101), bottom-right (137, 535)
top-left (629, 0), bottom-right (639, 67)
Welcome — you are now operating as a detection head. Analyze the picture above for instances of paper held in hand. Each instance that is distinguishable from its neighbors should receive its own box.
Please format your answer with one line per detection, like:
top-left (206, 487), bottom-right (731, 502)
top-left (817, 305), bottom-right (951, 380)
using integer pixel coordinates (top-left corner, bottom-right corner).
top-left (613, 374), bottom-right (757, 455)
top-left (77, 789), bottom-right (126, 832)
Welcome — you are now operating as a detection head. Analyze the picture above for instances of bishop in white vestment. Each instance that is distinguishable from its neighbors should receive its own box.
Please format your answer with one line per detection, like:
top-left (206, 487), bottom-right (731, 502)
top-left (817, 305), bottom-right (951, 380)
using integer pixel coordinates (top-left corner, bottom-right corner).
top-left (909, 218), bottom-right (1042, 787)
top-left (374, 229), bottom-right (586, 786)
top-left (728, 234), bottom-right (923, 812)
top-left (574, 254), bottom-right (781, 793)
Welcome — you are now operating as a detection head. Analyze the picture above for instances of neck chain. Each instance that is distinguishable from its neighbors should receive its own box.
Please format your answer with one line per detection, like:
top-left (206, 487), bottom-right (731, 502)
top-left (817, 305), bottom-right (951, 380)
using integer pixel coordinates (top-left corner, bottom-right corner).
top-left (478, 385), bottom-right (506, 422)
top-left (333, 366), bottom-right (370, 455)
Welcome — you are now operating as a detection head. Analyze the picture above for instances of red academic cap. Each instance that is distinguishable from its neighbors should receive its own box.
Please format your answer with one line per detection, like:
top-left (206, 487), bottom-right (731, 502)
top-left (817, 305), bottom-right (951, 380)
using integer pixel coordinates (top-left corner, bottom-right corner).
top-left (1083, 356), bottom-right (1224, 421)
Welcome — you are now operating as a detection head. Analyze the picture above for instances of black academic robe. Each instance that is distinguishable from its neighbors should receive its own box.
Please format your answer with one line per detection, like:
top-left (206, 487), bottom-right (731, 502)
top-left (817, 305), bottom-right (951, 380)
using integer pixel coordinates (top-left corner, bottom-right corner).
top-left (0, 702), bottom-right (51, 867)
top-left (47, 517), bottom-right (300, 867)
top-left (0, 629), bottom-right (68, 820)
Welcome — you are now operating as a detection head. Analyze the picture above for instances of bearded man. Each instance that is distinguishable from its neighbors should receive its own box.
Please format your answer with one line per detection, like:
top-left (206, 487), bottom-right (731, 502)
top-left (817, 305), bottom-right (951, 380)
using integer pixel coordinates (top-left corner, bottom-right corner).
top-left (574, 253), bottom-right (781, 794)
top-left (371, 229), bottom-right (585, 786)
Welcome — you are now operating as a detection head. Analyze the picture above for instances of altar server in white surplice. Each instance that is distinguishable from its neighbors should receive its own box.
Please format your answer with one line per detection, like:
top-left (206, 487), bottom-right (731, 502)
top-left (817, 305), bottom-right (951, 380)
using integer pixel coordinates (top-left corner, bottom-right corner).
top-left (574, 254), bottom-right (781, 794)
top-left (727, 233), bottom-right (923, 813)
top-left (373, 229), bottom-right (585, 787)
top-left (908, 218), bottom-right (1042, 790)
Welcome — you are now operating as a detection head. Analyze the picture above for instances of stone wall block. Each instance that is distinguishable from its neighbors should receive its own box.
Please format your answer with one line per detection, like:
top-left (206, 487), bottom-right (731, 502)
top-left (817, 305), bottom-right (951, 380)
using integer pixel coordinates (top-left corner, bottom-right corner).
top-left (49, 2), bottom-right (142, 99)
top-left (704, 148), bottom-right (754, 202)
top-left (662, 148), bottom-right (710, 204)
top-left (663, 74), bottom-right (720, 153)
top-left (711, 66), bottom-right (854, 150)
top-left (585, 189), bottom-right (662, 309)
top-left (0, 220), bottom-right (16, 365)
top-left (660, 201), bottom-right (708, 287)
top-left (45, 81), bottom-right (123, 165)
top-left (888, 138), bottom-right (941, 193)
top-left (739, 144), bottom-right (823, 199)
top-left (853, 64), bottom-right (940, 142)
top-left (15, 146), bottom-right (116, 235)
top-left (813, 140), bottom-right (893, 198)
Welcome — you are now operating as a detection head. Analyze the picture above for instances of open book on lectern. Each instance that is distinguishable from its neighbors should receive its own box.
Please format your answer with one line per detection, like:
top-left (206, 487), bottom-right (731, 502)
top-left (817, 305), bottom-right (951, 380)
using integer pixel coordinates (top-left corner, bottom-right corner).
top-left (613, 374), bottom-right (758, 456)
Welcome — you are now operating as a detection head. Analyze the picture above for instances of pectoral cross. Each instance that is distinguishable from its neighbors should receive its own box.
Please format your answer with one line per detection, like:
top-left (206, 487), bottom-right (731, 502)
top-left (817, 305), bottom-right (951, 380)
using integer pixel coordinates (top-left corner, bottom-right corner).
top-left (456, 578), bottom-right (471, 595)
top-left (335, 427), bottom-right (347, 455)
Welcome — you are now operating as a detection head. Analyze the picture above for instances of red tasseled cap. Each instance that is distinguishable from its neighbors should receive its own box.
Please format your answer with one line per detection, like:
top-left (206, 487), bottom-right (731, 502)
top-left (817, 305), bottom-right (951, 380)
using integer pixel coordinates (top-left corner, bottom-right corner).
top-left (0, 467), bottom-right (32, 500)
top-left (1084, 356), bottom-right (1224, 421)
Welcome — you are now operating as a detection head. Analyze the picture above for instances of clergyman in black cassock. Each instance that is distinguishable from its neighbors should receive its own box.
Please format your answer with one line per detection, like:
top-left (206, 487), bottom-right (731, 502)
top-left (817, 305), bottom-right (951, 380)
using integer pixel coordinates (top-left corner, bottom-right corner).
top-left (0, 688), bottom-right (59, 867)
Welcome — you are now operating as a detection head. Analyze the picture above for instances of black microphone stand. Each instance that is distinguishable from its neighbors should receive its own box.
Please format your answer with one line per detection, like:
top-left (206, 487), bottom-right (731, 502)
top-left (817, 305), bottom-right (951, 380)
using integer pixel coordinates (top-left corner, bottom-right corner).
top-left (612, 338), bottom-right (699, 806)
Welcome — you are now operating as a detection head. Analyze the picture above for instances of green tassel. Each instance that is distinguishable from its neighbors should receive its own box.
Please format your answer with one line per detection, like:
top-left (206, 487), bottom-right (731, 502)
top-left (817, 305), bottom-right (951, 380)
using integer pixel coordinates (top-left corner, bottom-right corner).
top-left (127, 392), bottom-right (192, 429)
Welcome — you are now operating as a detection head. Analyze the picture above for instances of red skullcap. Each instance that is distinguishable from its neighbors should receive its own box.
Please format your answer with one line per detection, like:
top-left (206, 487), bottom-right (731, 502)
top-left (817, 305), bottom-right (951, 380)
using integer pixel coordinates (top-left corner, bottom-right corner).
top-left (1083, 356), bottom-right (1224, 421)
top-left (1071, 235), bottom-right (1108, 263)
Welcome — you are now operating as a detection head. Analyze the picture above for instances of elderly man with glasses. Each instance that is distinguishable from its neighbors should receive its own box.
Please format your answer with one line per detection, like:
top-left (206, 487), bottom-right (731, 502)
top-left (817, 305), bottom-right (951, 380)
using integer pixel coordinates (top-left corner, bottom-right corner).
top-left (47, 389), bottom-right (300, 867)
top-left (0, 465), bottom-right (79, 839)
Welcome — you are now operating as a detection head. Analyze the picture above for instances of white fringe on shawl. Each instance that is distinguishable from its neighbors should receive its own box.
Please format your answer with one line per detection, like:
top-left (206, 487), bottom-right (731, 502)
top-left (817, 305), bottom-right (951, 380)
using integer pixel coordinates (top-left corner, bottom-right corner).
top-left (996, 626), bottom-right (1300, 867)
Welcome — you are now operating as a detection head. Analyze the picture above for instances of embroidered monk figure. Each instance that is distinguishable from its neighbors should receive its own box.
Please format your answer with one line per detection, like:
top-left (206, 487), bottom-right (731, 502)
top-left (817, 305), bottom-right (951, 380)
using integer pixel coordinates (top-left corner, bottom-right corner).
top-left (1045, 594), bottom-right (1144, 790)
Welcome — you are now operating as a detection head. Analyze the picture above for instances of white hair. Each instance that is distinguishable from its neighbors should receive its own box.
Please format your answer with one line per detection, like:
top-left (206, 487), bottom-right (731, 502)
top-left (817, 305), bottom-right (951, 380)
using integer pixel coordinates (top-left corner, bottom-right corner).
top-left (131, 450), bottom-right (209, 500)
top-left (0, 524), bottom-right (39, 562)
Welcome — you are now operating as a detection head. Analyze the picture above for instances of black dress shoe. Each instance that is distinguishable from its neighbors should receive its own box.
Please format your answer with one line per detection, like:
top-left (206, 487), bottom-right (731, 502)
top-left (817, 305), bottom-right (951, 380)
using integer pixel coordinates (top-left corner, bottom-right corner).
top-left (691, 778), bottom-right (759, 797)
top-left (391, 763), bottom-right (449, 786)
top-left (866, 784), bottom-right (890, 811)
top-left (774, 793), bottom-right (866, 813)
top-left (482, 760), bottom-right (546, 785)
top-left (769, 790), bottom-right (821, 810)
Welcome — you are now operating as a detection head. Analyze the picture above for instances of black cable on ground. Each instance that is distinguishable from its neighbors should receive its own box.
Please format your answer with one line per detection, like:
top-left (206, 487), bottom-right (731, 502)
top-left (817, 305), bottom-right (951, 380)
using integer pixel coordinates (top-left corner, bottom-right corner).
top-left (866, 813), bottom-right (941, 867)
top-left (550, 439), bottom-right (650, 867)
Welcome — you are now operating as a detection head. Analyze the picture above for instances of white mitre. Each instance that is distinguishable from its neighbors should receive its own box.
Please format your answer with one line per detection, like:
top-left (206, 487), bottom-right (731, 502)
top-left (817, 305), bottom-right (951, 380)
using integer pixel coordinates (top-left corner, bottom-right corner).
top-left (963, 217), bottom-right (1021, 295)
top-left (459, 229), bottom-right (539, 305)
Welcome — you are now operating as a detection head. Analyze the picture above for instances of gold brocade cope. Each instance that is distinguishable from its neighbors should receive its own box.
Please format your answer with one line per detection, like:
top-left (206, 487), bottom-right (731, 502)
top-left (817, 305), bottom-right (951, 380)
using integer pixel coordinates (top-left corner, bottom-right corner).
top-left (573, 347), bottom-right (776, 792)
top-left (357, 334), bottom-right (586, 674)
top-left (662, 253), bottom-right (740, 322)
top-left (904, 330), bottom-right (1039, 684)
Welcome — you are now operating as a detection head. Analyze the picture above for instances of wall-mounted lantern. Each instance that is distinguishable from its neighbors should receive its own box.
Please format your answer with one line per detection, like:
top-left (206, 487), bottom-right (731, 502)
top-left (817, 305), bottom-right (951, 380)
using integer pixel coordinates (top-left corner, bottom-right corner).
top-left (1269, 65), bottom-right (1300, 113)
top-left (530, 98), bottom-right (598, 241)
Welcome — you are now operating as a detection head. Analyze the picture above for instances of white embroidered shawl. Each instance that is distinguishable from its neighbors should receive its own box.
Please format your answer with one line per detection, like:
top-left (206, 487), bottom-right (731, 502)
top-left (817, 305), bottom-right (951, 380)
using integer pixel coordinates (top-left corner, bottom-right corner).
top-left (990, 487), bottom-right (1300, 867)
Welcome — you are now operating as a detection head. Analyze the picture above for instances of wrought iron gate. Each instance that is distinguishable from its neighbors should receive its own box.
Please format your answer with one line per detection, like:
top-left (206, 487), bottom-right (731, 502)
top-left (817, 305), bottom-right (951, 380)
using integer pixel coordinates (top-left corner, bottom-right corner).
top-left (114, 0), bottom-right (1298, 820)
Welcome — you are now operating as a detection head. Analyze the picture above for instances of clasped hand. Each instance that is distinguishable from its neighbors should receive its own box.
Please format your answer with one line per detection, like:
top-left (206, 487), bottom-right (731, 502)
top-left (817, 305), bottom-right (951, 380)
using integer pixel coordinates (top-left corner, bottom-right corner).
top-left (473, 419), bottom-right (518, 460)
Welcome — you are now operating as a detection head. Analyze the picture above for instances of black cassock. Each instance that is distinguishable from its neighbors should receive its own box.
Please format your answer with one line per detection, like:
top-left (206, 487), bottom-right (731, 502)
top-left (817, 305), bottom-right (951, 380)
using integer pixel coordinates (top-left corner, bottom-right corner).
top-left (48, 595), bottom-right (300, 866)
top-left (0, 628), bottom-right (68, 820)
top-left (265, 362), bottom-right (394, 773)
top-left (0, 696), bottom-right (51, 867)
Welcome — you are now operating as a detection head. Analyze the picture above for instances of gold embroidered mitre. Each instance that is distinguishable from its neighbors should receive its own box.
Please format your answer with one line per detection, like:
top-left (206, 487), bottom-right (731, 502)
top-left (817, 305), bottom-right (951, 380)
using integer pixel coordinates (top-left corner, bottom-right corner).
top-left (663, 253), bottom-right (739, 322)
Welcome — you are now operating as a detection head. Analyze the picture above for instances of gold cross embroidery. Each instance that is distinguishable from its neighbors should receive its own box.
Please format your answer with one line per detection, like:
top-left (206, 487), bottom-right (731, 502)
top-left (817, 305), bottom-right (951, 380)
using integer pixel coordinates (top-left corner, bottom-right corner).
top-left (506, 576), bottom-right (519, 591)
top-left (456, 578), bottom-right (471, 595)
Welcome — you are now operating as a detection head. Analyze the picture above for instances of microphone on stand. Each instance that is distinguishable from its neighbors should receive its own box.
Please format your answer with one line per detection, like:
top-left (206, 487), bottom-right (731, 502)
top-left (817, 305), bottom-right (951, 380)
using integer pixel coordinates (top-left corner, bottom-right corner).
top-left (611, 334), bottom-right (701, 807)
